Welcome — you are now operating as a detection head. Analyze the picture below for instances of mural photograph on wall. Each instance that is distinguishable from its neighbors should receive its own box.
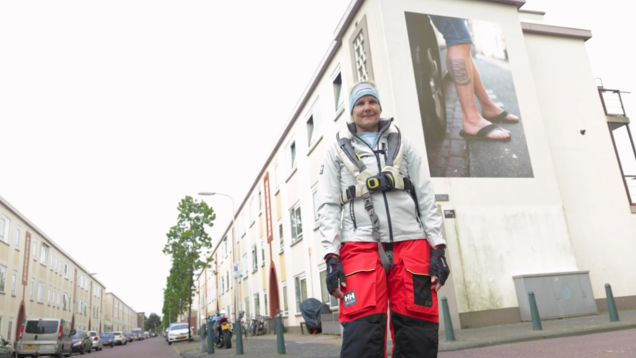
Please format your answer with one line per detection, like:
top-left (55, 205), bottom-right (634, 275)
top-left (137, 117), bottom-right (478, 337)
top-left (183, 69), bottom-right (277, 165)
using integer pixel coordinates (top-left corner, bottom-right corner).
top-left (405, 12), bottom-right (533, 178)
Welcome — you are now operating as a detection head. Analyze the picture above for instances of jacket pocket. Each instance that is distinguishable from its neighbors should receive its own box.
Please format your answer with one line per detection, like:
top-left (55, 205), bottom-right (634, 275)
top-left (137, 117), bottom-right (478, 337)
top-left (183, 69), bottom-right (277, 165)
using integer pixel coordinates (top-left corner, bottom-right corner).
top-left (401, 256), bottom-right (437, 315)
top-left (340, 257), bottom-right (378, 317)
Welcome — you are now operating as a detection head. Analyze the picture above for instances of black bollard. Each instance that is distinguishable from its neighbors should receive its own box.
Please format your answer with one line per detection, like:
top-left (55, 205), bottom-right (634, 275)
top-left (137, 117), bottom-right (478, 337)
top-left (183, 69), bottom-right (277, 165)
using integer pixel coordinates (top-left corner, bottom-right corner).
top-left (207, 318), bottom-right (214, 354)
top-left (441, 297), bottom-right (456, 341)
top-left (528, 291), bottom-right (542, 330)
top-left (276, 311), bottom-right (286, 354)
top-left (605, 283), bottom-right (620, 322)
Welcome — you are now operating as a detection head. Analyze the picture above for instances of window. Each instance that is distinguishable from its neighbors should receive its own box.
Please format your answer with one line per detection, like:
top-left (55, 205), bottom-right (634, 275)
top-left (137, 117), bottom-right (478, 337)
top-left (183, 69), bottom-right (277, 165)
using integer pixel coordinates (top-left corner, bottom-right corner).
top-left (57, 292), bottom-right (60, 307)
top-left (64, 263), bottom-right (69, 279)
top-left (261, 240), bottom-right (265, 266)
top-left (287, 141), bottom-right (297, 171)
top-left (37, 282), bottom-right (44, 303)
top-left (49, 254), bottom-right (53, 269)
top-left (226, 271), bottom-right (230, 291)
top-left (254, 293), bottom-right (260, 316)
top-left (264, 291), bottom-right (268, 317)
top-left (274, 162), bottom-right (281, 190)
top-left (349, 16), bottom-right (374, 82)
top-left (249, 197), bottom-right (255, 224)
top-left (0, 215), bottom-right (9, 244)
top-left (32, 240), bottom-right (38, 260)
top-left (320, 270), bottom-right (339, 308)
top-left (306, 99), bottom-right (321, 147)
top-left (333, 72), bottom-right (344, 110)
top-left (40, 243), bottom-right (48, 265)
top-left (15, 227), bottom-right (20, 247)
top-left (258, 190), bottom-right (262, 213)
top-left (251, 245), bottom-right (257, 272)
top-left (47, 288), bottom-right (51, 304)
top-left (294, 275), bottom-right (307, 313)
top-left (221, 276), bottom-right (225, 294)
top-left (62, 294), bottom-right (67, 310)
top-left (278, 222), bottom-right (284, 252)
top-left (7, 321), bottom-right (12, 341)
top-left (312, 187), bottom-right (320, 224)
top-left (245, 297), bottom-right (250, 319)
top-left (242, 253), bottom-right (248, 278)
top-left (0, 265), bottom-right (6, 293)
top-left (289, 204), bottom-right (303, 244)
top-left (29, 280), bottom-right (34, 300)
top-left (11, 272), bottom-right (16, 295)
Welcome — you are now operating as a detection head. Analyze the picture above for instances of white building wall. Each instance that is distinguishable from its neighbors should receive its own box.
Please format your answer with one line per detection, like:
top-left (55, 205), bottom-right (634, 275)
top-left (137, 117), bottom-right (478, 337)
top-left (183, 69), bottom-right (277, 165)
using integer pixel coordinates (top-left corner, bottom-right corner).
top-left (524, 33), bottom-right (636, 300)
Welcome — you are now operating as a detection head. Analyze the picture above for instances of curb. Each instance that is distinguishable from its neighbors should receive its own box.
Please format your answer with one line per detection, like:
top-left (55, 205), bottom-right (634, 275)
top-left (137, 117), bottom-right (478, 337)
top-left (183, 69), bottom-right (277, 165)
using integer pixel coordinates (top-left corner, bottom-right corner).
top-left (438, 323), bottom-right (636, 352)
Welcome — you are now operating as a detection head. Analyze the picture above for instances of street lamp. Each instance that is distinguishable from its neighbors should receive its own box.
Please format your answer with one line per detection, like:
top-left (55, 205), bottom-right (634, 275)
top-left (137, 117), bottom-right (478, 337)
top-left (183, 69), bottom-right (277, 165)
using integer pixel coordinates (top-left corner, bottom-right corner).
top-left (198, 191), bottom-right (243, 354)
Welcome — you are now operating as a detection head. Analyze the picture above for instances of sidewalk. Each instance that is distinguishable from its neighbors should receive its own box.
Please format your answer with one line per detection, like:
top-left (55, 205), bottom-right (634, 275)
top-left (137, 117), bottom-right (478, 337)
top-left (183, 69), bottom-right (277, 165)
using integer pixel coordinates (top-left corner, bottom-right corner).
top-left (174, 309), bottom-right (636, 357)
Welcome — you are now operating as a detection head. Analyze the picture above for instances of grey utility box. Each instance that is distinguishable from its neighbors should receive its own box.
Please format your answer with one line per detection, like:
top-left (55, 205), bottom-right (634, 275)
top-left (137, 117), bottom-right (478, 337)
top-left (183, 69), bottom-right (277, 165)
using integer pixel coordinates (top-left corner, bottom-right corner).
top-left (513, 271), bottom-right (597, 322)
top-left (321, 313), bottom-right (342, 335)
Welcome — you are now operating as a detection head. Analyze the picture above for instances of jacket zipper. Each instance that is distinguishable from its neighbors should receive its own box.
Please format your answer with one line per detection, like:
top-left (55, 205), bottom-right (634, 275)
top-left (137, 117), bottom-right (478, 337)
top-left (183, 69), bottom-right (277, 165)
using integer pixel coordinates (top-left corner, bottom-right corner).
top-left (349, 201), bottom-right (357, 230)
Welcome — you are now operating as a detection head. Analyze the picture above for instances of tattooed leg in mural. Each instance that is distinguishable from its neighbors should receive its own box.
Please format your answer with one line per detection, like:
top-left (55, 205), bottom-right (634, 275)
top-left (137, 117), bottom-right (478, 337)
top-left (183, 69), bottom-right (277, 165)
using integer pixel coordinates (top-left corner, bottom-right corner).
top-left (447, 43), bottom-right (512, 140)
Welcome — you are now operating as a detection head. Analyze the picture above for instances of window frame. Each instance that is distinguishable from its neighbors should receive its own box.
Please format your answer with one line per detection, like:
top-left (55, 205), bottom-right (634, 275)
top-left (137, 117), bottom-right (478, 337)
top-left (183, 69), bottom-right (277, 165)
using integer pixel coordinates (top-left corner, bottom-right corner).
top-left (294, 274), bottom-right (307, 314)
top-left (332, 69), bottom-right (345, 111)
top-left (0, 215), bottom-right (9, 244)
top-left (40, 243), bottom-right (49, 265)
top-left (0, 265), bottom-right (6, 293)
top-left (289, 204), bottom-right (303, 244)
top-left (278, 221), bottom-right (284, 253)
top-left (14, 226), bottom-right (21, 248)
top-left (349, 15), bottom-right (375, 82)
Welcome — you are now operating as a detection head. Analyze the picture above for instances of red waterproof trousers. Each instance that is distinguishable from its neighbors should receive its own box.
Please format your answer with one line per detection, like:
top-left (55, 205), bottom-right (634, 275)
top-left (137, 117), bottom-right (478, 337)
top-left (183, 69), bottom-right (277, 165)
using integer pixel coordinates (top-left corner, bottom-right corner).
top-left (338, 240), bottom-right (439, 358)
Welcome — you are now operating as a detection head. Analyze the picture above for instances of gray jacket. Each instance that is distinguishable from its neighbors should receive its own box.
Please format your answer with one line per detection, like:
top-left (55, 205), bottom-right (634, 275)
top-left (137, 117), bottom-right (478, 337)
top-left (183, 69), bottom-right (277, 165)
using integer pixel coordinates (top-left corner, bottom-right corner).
top-left (318, 119), bottom-right (445, 257)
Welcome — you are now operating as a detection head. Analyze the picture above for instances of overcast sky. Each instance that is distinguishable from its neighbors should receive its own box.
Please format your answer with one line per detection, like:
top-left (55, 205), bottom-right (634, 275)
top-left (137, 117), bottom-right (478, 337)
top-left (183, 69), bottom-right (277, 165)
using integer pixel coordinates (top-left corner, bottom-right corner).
top-left (1, 0), bottom-right (633, 318)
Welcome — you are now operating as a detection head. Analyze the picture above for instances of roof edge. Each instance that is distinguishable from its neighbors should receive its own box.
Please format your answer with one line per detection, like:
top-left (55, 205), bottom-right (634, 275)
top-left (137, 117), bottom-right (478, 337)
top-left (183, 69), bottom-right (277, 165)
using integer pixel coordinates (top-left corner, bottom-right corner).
top-left (521, 21), bottom-right (593, 42)
top-left (482, 0), bottom-right (526, 9)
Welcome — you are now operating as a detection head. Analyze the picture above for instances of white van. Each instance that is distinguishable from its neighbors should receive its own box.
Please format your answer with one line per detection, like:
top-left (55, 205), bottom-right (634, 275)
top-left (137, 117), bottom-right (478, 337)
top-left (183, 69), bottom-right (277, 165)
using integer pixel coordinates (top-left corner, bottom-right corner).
top-left (16, 318), bottom-right (74, 358)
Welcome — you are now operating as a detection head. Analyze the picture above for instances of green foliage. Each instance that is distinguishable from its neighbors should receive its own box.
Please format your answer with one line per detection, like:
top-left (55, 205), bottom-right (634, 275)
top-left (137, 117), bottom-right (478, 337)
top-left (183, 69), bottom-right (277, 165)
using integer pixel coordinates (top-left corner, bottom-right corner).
top-left (161, 196), bottom-right (216, 328)
top-left (145, 313), bottom-right (162, 332)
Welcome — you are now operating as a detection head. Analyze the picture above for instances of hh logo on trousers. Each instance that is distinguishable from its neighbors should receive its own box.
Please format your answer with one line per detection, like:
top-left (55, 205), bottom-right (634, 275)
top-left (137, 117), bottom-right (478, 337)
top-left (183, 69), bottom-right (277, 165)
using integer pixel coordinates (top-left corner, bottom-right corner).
top-left (344, 291), bottom-right (357, 307)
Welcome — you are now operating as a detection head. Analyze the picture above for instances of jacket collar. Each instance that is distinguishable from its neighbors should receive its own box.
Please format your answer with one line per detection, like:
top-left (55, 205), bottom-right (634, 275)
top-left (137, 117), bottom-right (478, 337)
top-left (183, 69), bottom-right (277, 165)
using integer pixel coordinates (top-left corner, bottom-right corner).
top-left (346, 118), bottom-right (393, 138)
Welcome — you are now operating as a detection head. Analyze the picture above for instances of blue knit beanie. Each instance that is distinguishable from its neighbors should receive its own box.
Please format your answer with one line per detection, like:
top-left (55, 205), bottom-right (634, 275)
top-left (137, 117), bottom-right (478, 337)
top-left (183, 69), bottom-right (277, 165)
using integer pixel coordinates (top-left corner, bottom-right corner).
top-left (349, 82), bottom-right (382, 115)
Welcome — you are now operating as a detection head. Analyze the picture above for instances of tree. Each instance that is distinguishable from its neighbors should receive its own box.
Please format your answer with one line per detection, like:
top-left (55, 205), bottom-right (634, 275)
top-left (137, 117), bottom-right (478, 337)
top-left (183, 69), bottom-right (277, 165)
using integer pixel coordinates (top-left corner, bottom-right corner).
top-left (162, 195), bottom-right (215, 341)
top-left (145, 313), bottom-right (162, 332)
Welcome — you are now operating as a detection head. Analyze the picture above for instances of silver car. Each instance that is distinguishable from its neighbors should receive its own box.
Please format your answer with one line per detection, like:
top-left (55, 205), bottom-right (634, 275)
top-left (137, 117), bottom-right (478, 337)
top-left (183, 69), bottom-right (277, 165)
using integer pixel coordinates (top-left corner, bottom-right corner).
top-left (88, 331), bottom-right (102, 351)
top-left (112, 331), bottom-right (127, 346)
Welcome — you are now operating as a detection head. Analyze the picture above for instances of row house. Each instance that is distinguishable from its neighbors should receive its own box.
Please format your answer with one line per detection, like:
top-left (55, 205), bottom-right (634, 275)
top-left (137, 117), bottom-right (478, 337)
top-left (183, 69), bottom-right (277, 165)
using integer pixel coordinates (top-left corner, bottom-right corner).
top-left (197, 0), bottom-right (636, 333)
top-left (1, 194), bottom-right (135, 338)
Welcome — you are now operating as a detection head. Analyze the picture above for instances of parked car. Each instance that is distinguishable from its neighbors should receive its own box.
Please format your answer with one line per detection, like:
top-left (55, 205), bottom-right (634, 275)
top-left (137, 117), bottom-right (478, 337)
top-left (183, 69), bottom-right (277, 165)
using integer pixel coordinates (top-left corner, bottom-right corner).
top-left (143, 331), bottom-right (150, 339)
top-left (124, 332), bottom-right (133, 343)
top-left (88, 330), bottom-right (102, 351)
top-left (100, 332), bottom-right (115, 348)
top-left (16, 318), bottom-right (73, 358)
top-left (0, 333), bottom-right (15, 358)
top-left (167, 323), bottom-right (193, 345)
top-left (112, 331), bottom-right (127, 346)
top-left (71, 330), bottom-right (92, 355)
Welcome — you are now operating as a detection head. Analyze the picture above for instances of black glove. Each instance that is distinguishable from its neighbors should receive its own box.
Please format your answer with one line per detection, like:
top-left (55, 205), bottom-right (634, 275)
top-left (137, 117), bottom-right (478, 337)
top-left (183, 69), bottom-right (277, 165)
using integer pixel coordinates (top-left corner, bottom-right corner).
top-left (430, 245), bottom-right (450, 286)
top-left (325, 254), bottom-right (347, 295)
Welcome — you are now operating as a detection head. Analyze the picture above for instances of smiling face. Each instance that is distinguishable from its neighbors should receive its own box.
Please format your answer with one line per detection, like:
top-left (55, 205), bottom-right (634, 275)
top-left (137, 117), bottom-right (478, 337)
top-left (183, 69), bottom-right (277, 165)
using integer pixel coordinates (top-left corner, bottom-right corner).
top-left (352, 95), bottom-right (381, 132)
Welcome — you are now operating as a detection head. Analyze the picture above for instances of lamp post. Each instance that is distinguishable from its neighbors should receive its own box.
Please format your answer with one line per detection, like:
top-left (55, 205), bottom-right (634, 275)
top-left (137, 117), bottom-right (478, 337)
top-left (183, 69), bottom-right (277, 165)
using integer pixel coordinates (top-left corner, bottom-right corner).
top-left (198, 191), bottom-right (244, 354)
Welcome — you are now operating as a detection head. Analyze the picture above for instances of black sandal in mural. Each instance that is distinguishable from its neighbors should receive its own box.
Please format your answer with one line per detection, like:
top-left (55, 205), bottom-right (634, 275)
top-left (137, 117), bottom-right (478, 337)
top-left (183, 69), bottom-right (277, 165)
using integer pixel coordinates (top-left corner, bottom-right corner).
top-left (459, 124), bottom-right (512, 142)
top-left (483, 110), bottom-right (519, 124)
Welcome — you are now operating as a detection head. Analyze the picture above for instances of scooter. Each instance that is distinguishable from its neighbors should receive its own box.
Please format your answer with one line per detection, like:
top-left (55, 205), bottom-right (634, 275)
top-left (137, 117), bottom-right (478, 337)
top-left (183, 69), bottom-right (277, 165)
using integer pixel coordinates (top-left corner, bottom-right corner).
top-left (212, 315), bottom-right (232, 349)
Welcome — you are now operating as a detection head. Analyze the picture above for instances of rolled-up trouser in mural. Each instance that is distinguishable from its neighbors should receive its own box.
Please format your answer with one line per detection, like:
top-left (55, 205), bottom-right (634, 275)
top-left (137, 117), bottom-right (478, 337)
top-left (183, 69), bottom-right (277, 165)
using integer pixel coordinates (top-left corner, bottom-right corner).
top-left (338, 240), bottom-right (439, 358)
